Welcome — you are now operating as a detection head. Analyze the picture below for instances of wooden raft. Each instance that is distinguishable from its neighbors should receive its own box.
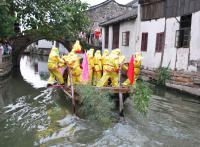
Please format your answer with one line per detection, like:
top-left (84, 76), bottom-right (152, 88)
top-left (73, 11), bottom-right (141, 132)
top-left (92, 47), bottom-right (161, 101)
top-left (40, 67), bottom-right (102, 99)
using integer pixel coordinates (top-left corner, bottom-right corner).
top-left (60, 64), bottom-right (130, 116)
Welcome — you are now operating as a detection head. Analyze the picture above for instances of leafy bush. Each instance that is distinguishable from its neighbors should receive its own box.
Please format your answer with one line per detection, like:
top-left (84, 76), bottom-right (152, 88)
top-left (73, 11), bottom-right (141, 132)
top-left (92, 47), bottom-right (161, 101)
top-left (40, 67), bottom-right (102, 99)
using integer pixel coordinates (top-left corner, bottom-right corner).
top-left (130, 81), bottom-right (152, 115)
top-left (156, 67), bottom-right (171, 86)
top-left (76, 85), bottom-right (115, 125)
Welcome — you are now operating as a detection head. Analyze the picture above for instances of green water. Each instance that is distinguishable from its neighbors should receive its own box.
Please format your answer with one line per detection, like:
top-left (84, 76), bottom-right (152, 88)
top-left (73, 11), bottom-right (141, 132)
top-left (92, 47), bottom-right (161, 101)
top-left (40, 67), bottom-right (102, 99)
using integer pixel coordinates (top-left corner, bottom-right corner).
top-left (0, 55), bottom-right (200, 147)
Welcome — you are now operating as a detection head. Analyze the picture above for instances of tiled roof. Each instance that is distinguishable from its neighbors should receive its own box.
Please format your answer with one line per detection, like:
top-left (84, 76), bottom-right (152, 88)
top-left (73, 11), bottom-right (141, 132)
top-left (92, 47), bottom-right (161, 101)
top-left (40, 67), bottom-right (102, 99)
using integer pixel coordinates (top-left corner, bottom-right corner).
top-left (99, 9), bottom-right (137, 26)
top-left (126, 0), bottom-right (139, 7)
top-left (88, 0), bottom-right (130, 11)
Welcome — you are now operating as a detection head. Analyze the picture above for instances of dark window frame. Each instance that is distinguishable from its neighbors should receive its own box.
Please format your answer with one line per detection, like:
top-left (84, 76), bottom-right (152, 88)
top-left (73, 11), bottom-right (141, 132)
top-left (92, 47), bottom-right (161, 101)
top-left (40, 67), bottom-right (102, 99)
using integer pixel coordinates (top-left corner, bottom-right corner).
top-left (175, 14), bottom-right (192, 48)
top-left (122, 31), bottom-right (130, 46)
top-left (155, 32), bottom-right (164, 52)
top-left (141, 32), bottom-right (148, 52)
top-left (112, 24), bottom-right (120, 49)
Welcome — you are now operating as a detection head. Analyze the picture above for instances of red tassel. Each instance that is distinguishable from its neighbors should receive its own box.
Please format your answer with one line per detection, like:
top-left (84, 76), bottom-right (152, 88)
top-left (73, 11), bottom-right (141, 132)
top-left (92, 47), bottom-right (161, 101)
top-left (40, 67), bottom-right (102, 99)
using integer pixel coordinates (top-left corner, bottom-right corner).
top-left (75, 50), bottom-right (82, 54)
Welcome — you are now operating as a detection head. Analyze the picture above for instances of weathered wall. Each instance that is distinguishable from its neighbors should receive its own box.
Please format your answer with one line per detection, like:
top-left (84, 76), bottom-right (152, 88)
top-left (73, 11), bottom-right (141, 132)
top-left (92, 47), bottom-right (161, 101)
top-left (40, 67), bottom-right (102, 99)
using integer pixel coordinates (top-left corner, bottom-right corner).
top-left (139, 10), bottom-right (200, 72)
top-left (0, 55), bottom-right (12, 77)
top-left (162, 11), bottom-right (200, 72)
top-left (102, 4), bottom-right (200, 73)
top-left (162, 18), bottom-right (179, 70)
top-left (88, 1), bottom-right (131, 31)
top-left (189, 11), bottom-right (200, 72)
top-left (119, 20), bottom-right (137, 62)
top-left (139, 18), bottom-right (165, 69)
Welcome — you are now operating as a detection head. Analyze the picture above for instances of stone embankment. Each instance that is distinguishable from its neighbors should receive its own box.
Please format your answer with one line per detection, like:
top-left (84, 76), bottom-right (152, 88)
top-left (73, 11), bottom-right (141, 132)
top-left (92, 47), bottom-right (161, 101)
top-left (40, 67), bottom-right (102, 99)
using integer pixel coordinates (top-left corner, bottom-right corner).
top-left (141, 69), bottom-right (200, 97)
top-left (0, 55), bottom-right (12, 77)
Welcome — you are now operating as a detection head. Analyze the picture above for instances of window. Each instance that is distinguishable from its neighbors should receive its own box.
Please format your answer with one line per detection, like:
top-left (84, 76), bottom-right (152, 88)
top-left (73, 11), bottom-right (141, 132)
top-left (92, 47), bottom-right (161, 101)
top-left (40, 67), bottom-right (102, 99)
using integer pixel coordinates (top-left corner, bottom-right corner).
top-left (155, 32), bottom-right (164, 52)
top-left (175, 14), bottom-right (192, 48)
top-left (122, 31), bottom-right (130, 46)
top-left (105, 27), bottom-right (109, 48)
top-left (141, 33), bottom-right (148, 51)
top-left (112, 24), bottom-right (120, 49)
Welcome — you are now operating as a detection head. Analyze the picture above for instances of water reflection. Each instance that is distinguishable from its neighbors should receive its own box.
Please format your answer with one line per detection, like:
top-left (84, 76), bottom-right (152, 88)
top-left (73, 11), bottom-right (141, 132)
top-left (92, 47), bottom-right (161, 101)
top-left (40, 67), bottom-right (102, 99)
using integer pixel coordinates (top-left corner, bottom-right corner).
top-left (20, 55), bottom-right (49, 88)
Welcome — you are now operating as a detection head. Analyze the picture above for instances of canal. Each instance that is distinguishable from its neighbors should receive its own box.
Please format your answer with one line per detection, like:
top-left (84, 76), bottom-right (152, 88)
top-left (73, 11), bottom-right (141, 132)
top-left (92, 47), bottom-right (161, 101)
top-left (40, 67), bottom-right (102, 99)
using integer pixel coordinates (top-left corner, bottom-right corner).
top-left (0, 55), bottom-right (200, 147)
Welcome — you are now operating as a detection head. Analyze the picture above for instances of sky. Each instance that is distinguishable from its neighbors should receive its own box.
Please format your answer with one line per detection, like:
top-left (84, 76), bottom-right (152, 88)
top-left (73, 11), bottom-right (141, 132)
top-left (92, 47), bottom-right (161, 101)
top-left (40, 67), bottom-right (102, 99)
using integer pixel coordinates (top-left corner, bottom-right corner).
top-left (81, 0), bottom-right (133, 6)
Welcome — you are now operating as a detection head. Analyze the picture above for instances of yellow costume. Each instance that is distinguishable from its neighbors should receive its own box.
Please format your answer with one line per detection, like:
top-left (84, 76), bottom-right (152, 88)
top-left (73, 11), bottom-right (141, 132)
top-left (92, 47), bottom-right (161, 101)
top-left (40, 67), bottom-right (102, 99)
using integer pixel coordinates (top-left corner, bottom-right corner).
top-left (47, 47), bottom-right (65, 86)
top-left (93, 50), bottom-right (102, 85)
top-left (97, 49), bottom-right (122, 87)
top-left (62, 52), bottom-right (82, 85)
top-left (62, 40), bottom-right (82, 85)
top-left (122, 53), bottom-right (142, 86)
top-left (72, 40), bottom-right (82, 53)
top-left (102, 49), bottom-right (109, 67)
top-left (101, 49), bottom-right (109, 86)
top-left (87, 48), bottom-right (94, 84)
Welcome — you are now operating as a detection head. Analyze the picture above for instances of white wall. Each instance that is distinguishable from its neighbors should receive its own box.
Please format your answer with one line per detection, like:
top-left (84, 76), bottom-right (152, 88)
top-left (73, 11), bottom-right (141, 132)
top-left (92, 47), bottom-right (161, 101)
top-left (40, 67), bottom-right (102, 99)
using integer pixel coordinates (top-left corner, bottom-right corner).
top-left (162, 11), bottom-right (200, 72)
top-left (139, 18), bottom-right (165, 69)
top-left (102, 27), bottom-right (105, 50)
top-left (101, 6), bottom-right (200, 72)
top-left (108, 26), bottom-right (113, 52)
top-left (188, 11), bottom-right (200, 71)
top-left (162, 18), bottom-right (180, 70)
top-left (119, 20), bottom-right (137, 62)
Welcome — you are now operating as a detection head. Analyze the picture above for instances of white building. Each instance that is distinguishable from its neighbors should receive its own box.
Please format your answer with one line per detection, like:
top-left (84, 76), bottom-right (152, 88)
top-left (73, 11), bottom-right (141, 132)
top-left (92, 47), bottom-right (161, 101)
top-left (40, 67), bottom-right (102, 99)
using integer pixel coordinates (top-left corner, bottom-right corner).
top-left (26, 39), bottom-right (68, 55)
top-left (101, 0), bottom-right (200, 72)
top-left (100, 9), bottom-right (138, 62)
top-left (138, 0), bottom-right (200, 72)
top-left (100, 0), bottom-right (200, 95)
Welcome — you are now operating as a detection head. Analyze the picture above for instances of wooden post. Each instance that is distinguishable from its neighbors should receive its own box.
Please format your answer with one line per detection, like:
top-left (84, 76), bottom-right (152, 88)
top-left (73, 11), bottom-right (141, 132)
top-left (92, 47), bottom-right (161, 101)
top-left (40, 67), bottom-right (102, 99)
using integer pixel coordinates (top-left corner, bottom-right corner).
top-left (67, 64), bottom-right (76, 114)
top-left (118, 64), bottom-right (124, 117)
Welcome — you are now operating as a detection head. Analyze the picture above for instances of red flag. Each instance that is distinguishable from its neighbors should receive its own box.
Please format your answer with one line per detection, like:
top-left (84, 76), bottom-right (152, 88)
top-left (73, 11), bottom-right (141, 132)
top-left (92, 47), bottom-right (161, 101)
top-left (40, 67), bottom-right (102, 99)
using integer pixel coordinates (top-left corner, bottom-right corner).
top-left (127, 55), bottom-right (135, 85)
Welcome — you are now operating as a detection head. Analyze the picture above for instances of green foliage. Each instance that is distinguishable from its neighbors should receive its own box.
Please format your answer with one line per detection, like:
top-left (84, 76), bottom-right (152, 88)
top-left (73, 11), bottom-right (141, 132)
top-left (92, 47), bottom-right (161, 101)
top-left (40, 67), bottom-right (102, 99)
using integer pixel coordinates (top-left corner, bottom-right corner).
top-left (0, 1), bottom-right (16, 40)
top-left (76, 85), bottom-right (115, 125)
top-left (156, 67), bottom-right (171, 86)
top-left (0, 0), bottom-right (90, 41)
top-left (130, 81), bottom-right (152, 115)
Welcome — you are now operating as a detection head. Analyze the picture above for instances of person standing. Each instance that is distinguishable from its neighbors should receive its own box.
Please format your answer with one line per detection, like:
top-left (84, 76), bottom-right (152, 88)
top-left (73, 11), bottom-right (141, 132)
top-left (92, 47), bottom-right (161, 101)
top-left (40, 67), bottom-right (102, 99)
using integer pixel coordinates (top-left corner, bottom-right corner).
top-left (47, 47), bottom-right (65, 87)
top-left (93, 50), bottom-right (102, 85)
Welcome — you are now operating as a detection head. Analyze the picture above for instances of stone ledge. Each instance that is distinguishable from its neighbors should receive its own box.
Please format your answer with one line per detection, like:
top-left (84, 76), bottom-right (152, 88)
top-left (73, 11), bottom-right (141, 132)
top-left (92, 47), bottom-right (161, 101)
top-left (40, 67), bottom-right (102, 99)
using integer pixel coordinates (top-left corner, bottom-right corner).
top-left (141, 69), bottom-right (200, 97)
top-left (166, 83), bottom-right (200, 97)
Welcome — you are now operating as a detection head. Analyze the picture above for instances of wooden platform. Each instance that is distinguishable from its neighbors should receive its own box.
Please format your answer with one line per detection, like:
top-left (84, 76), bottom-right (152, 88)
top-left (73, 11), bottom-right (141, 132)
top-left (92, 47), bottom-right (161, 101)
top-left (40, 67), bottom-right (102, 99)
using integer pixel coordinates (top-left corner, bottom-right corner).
top-left (62, 86), bottom-right (130, 99)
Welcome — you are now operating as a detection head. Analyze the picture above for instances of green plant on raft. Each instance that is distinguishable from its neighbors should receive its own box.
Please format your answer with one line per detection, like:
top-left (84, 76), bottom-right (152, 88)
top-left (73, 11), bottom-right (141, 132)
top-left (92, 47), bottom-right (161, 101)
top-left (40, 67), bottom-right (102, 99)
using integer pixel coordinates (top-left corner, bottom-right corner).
top-left (156, 66), bottom-right (171, 86)
top-left (75, 85), bottom-right (115, 125)
top-left (130, 81), bottom-right (152, 115)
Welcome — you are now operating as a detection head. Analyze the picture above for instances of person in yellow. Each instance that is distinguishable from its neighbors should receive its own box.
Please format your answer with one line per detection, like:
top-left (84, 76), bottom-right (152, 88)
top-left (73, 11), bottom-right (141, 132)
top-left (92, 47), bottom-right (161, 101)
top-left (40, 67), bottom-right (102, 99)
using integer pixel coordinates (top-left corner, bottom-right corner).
top-left (100, 49), bottom-right (110, 86)
top-left (87, 48), bottom-right (94, 84)
top-left (122, 52), bottom-right (142, 86)
top-left (93, 50), bottom-right (102, 85)
top-left (102, 49), bottom-right (109, 67)
top-left (97, 49), bottom-right (123, 87)
top-left (47, 47), bottom-right (65, 87)
top-left (62, 40), bottom-right (82, 85)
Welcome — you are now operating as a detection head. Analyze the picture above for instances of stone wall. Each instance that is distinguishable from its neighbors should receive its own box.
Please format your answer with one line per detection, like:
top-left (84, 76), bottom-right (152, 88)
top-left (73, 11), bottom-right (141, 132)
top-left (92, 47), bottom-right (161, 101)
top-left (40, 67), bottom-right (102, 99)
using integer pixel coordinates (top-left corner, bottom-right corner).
top-left (0, 55), bottom-right (12, 77)
top-left (141, 69), bottom-right (200, 96)
top-left (87, 1), bottom-right (131, 32)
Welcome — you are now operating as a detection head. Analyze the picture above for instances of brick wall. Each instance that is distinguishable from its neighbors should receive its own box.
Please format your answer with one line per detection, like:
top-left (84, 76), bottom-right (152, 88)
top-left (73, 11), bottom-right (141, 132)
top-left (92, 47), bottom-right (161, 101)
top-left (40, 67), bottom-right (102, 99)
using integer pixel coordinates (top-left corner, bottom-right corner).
top-left (87, 1), bottom-right (131, 31)
top-left (141, 69), bottom-right (200, 96)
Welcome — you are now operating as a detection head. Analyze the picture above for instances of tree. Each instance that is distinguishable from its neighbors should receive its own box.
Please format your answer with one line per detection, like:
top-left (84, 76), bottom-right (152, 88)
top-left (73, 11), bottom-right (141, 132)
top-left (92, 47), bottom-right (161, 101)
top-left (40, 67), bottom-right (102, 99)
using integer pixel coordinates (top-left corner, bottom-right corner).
top-left (0, 0), bottom-right (16, 41)
top-left (0, 0), bottom-right (90, 42)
